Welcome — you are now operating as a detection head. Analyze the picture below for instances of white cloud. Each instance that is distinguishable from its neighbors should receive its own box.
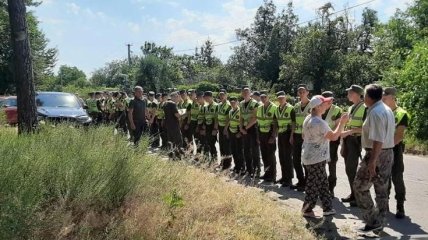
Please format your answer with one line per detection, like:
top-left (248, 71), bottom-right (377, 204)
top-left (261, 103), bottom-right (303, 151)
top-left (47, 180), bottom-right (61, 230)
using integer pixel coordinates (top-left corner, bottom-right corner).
top-left (128, 22), bottom-right (141, 33)
top-left (66, 2), bottom-right (80, 15)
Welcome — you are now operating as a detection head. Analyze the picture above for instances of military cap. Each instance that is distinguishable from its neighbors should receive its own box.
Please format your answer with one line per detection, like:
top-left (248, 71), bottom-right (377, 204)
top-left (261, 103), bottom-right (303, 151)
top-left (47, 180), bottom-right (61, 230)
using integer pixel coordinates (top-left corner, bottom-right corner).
top-left (321, 91), bottom-right (334, 98)
top-left (241, 85), bottom-right (250, 90)
top-left (95, 91), bottom-right (102, 95)
top-left (346, 84), bottom-right (364, 96)
top-left (161, 93), bottom-right (168, 97)
top-left (187, 89), bottom-right (195, 94)
top-left (196, 91), bottom-right (204, 97)
top-left (252, 91), bottom-right (261, 97)
top-left (260, 90), bottom-right (268, 97)
top-left (179, 89), bottom-right (187, 95)
top-left (155, 93), bottom-right (161, 98)
top-left (148, 91), bottom-right (155, 96)
top-left (276, 91), bottom-right (286, 97)
top-left (204, 91), bottom-right (213, 97)
top-left (297, 84), bottom-right (308, 91)
top-left (219, 89), bottom-right (227, 94)
top-left (229, 96), bottom-right (238, 102)
top-left (383, 87), bottom-right (397, 96)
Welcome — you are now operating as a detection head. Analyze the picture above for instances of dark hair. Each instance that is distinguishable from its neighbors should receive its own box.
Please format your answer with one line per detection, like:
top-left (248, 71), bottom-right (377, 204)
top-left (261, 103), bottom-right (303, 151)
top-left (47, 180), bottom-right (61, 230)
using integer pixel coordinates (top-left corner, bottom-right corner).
top-left (365, 84), bottom-right (383, 101)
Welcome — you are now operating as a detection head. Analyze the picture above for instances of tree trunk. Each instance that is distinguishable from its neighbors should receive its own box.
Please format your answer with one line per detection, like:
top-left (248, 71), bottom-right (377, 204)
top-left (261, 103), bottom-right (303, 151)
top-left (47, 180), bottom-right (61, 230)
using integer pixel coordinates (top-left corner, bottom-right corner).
top-left (7, 0), bottom-right (38, 134)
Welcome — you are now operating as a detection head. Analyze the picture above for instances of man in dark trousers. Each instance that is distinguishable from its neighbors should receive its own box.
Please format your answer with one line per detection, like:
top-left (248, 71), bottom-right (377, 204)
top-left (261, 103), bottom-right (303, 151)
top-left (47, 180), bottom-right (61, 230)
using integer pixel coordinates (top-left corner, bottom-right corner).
top-left (240, 87), bottom-right (260, 177)
top-left (163, 92), bottom-right (184, 160)
top-left (383, 87), bottom-right (410, 219)
top-left (201, 91), bottom-right (218, 163)
top-left (224, 96), bottom-right (245, 174)
top-left (321, 91), bottom-right (343, 197)
top-left (274, 91), bottom-right (296, 187)
top-left (256, 91), bottom-right (278, 182)
top-left (128, 86), bottom-right (148, 146)
top-left (217, 89), bottom-right (232, 169)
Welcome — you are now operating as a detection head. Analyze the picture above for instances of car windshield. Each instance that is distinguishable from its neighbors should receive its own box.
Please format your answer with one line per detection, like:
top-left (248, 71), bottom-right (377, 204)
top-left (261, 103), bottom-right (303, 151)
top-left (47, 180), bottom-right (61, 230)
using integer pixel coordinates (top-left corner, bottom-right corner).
top-left (6, 98), bottom-right (17, 107)
top-left (36, 93), bottom-right (81, 108)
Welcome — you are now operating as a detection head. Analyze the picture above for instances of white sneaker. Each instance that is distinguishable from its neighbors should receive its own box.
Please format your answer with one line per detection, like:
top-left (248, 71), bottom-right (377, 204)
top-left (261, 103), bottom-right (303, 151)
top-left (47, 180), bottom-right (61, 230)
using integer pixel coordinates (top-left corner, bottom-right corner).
top-left (323, 209), bottom-right (336, 216)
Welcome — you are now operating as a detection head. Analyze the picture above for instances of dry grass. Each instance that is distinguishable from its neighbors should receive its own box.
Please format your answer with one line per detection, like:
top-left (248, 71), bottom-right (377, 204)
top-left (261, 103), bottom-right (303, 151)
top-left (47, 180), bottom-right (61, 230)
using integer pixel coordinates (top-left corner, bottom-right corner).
top-left (120, 157), bottom-right (315, 240)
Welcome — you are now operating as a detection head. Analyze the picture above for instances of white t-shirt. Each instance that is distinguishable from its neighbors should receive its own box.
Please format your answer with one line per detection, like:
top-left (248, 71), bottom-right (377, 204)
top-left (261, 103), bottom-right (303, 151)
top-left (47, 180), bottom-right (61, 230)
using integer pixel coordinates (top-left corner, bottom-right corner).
top-left (362, 101), bottom-right (395, 149)
top-left (302, 115), bottom-right (332, 165)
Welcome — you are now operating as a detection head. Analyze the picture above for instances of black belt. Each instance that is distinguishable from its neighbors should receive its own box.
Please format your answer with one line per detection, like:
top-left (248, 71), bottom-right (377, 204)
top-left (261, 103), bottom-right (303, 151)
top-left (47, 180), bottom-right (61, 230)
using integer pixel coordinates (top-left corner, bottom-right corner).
top-left (365, 148), bottom-right (393, 151)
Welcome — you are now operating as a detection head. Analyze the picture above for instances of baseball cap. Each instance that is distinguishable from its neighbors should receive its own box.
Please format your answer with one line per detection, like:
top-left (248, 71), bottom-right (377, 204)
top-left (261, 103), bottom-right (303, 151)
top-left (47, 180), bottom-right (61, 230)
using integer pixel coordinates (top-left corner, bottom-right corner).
top-left (346, 84), bottom-right (364, 96)
top-left (321, 91), bottom-right (334, 98)
top-left (204, 91), bottom-right (213, 97)
top-left (260, 90), bottom-right (268, 97)
top-left (308, 95), bottom-right (333, 109)
top-left (219, 89), bottom-right (227, 94)
top-left (229, 96), bottom-right (238, 102)
top-left (383, 87), bottom-right (397, 96)
top-left (297, 84), bottom-right (308, 91)
top-left (276, 91), bottom-right (286, 98)
top-left (252, 91), bottom-right (261, 97)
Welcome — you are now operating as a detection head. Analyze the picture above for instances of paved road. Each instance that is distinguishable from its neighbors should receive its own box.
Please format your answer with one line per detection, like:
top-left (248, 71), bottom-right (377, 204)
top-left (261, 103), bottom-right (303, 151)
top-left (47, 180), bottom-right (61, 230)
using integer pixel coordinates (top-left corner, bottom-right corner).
top-left (229, 148), bottom-right (428, 239)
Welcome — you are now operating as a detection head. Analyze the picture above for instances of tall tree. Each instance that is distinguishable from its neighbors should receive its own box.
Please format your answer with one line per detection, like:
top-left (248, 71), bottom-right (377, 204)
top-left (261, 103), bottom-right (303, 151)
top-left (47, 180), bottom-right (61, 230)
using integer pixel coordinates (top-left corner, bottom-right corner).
top-left (7, 0), bottom-right (37, 134)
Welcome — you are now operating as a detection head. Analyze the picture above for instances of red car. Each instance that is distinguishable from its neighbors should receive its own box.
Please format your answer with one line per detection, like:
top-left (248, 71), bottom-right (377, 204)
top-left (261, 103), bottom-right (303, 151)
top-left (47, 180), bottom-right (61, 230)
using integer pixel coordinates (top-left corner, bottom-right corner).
top-left (0, 96), bottom-right (18, 125)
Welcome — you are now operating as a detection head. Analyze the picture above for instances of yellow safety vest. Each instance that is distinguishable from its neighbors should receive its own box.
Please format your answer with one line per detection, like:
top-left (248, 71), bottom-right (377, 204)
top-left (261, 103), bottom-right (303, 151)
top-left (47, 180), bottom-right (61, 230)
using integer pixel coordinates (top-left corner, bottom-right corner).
top-left (204, 102), bottom-right (218, 125)
top-left (190, 101), bottom-right (200, 121)
top-left (275, 103), bottom-right (293, 133)
top-left (324, 104), bottom-right (342, 129)
top-left (217, 101), bottom-right (231, 127)
top-left (86, 98), bottom-right (99, 113)
top-left (156, 102), bottom-right (165, 120)
top-left (240, 99), bottom-right (258, 126)
top-left (394, 107), bottom-right (410, 128)
top-left (257, 102), bottom-right (277, 133)
top-left (346, 101), bottom-right (366, 130)
top-left (228, 108), bottom-right (241, 133)
top-left (294, 101), bottom-right (311, 134)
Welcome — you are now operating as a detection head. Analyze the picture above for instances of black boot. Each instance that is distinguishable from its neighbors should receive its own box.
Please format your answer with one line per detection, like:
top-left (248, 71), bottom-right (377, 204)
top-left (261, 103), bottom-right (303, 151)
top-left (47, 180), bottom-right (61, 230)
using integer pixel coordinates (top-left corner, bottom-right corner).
top-left (396, 202), bottom-right (405, 219)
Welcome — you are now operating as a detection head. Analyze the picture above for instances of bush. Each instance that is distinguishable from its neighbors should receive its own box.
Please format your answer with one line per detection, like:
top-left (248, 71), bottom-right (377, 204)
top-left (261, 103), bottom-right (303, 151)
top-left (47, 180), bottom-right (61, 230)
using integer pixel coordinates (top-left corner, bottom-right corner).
top-left (0, 126), bottom-right (147, 239)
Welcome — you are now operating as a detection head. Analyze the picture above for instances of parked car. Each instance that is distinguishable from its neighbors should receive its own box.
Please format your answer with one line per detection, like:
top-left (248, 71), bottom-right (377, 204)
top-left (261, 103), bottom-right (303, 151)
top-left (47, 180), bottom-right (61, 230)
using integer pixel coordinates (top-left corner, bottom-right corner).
top-left (36, 92), bottom-right (92, 125)
top-left (0, 96), bottom-right (18, 125)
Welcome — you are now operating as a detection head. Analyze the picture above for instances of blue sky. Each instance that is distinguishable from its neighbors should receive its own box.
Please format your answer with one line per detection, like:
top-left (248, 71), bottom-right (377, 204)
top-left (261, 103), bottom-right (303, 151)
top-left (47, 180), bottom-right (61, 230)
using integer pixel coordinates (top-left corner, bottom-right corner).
top-left (31, 0), bottom-right (414, 76)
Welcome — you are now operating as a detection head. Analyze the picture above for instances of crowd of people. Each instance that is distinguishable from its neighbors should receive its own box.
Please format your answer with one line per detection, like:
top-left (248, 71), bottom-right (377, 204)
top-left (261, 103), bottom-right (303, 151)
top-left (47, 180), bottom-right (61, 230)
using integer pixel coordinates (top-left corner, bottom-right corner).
top-left (84, 83), bottom-right (409, 232)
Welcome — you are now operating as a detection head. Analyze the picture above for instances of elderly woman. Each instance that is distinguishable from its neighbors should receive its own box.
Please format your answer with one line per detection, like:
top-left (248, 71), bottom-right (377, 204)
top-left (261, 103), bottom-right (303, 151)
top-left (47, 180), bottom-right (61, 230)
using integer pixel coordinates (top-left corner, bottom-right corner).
top-left (301, 95), bottom-right (349, 218)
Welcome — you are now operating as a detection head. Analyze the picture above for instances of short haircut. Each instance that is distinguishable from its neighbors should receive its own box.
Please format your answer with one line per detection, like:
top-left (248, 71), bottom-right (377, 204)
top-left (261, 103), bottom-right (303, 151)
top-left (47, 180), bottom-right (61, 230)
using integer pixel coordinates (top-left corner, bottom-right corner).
top-left (365, 84), bottom-right (383, 102)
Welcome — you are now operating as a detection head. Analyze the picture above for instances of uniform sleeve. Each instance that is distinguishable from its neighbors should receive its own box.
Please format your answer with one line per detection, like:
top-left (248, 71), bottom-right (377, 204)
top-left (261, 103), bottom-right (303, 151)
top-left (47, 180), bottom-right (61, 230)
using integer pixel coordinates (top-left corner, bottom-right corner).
top-left (334, 108), bottom-right (342, 120)
top-left (290, 109), bottom-right (296, 122)
top-left (128, 99), bottom-right (134, 109)
top-left (397, 113), bottom-right (409, 128)
top-left (186, 103), bottom-right (192, 111)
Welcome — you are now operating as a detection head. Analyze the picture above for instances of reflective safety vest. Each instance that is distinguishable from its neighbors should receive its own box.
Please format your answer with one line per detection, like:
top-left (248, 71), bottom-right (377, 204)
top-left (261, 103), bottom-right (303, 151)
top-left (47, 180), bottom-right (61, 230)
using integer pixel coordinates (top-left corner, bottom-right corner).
top-left (240, 99), bottom-right (258, 127)
top-left (275, 103), bottom-right (293, 133)
top-left (197, 103), bottom-right (206, 125)
top-left (106, 99), bottom-right (116, 113)
top-left (346, 101), bottom-right (366, 130)
top-left (257, 102), bottom-right (277, 133)
top-left (228, 108), bottom-right (241, 133)
top-left (204, 102), bottom-right (218, 125)
top-left (324, 104), bottom-right (342, 129)
top-left (294, 101), bottom-right (311, 134)
top-left (178, 99), bottom-right (192, 110)
top-left (86, 98), bottom-right (99, 113)
top-left (393, 107), bottom-right (410, 128)
top-left (217, 101), bottom-right (231, 127)
top-left (156, 102), bottom-right (165, 120)
top-left (190, 101), bottom-right (200, 121)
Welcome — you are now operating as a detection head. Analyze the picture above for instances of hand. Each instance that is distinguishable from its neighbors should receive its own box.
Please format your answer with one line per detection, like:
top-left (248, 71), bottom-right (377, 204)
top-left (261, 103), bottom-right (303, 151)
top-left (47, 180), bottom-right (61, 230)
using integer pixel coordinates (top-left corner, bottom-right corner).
top-left (268, 136), bottom-right (275, 144)
top-left (340, 113), bottom-right (350, 125)
top-left (368, 161), bottom-right (377, 180)
top-left (130, 123), bottom-right (136, 130)
top-left (212, 129), bottom-right (218, 136)
top-left (341, 130), bottom-right (351, 138)
top-left (240, 128), bottom-right (247, 135)
top-left (289, 135), bottom-right (294, 145)
top-left (184, 124), bottom-right (189, 130)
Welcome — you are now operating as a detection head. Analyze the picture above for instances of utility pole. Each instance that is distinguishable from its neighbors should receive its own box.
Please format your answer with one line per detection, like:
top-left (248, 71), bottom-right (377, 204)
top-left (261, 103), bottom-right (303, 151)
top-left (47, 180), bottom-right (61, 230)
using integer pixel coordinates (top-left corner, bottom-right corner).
top-left (8, 0), bottom-right (38, 134)
top-left (126, 43), bottom-right (132, 66)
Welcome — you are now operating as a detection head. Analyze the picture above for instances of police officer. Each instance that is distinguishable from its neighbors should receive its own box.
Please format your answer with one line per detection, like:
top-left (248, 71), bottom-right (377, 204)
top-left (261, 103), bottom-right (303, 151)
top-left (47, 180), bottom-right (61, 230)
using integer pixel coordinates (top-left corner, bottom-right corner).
top-left (147, 91), bottom-right (159, 148)
top-left (292, 84), bottom-right (311, 191)
top-left (156, 93), bottom-right (168, 150)
top-left (224, 96), bottom-right (245, 174)
top-left (178, 90), bottom-right (193, 149)
top-left (240, 87), bottom-right (261, 177)
top-left (341, 84), bottom-right (366, 206)
top-left (321, 91), bottom-right (343, 196)
top-left (86, 92), bottom-right (101, 124)
top-left (201, 91), bottom-right (218, 163)
top-left (382, 87), bottom-right (410, 219)
top-left (195, 92), bottom-right (206, 158)
top-left (184, 89), bottom-right (199, 153)
top-left (257, 91), bottom-right (278, 182)
top-left (217, 89), bottom-right (232, 169)
top-left (275, 91), bottom-right (296, 187)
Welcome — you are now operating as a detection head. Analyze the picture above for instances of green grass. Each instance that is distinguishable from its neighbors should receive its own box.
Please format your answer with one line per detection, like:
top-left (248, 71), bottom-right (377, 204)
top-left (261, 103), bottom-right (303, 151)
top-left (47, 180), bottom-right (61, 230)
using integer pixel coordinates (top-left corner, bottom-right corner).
top-left (404, 135), bottom-right (428, 155)
top-left (0, 125), bottom-right (314, 239)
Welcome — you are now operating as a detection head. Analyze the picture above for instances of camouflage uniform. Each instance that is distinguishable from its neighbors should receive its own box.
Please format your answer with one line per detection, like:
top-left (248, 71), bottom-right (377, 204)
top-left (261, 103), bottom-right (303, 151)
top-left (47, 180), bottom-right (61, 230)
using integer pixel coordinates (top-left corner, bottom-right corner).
top-left (353, 149), bottom-right (394, 226)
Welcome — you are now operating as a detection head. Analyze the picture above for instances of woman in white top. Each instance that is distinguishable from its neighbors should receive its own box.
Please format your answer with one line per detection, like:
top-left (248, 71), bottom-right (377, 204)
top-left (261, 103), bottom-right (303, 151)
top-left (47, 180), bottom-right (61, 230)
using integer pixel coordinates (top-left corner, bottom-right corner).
top-left (301, 95), bottom-right (349, 218)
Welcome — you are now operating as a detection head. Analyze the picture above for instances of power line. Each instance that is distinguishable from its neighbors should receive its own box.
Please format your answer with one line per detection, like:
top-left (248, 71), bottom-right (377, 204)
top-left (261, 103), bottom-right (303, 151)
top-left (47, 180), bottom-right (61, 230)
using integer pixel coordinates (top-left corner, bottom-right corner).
top-left (172, 0), bottom-right (376, 53)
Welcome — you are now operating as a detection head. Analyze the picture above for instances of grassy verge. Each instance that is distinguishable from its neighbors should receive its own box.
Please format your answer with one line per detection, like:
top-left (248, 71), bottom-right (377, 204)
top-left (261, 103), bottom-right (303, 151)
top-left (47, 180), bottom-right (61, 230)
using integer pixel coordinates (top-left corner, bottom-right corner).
top-left (404, 135), bottom-right (428, 155)
top-left (0, 125), bottom-right (314, 239)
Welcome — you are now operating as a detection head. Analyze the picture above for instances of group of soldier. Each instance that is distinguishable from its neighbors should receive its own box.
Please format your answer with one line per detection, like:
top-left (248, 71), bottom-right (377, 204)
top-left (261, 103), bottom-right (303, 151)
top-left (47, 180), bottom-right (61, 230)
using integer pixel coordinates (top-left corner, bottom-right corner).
top-left (84, 83), bottom-right (409, 232)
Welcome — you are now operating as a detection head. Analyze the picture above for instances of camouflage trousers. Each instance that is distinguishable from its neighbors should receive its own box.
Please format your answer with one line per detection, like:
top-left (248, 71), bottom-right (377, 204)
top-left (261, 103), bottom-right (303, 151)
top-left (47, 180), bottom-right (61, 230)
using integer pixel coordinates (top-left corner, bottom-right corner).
top-left (354, 149), bottom-right (394, 226)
